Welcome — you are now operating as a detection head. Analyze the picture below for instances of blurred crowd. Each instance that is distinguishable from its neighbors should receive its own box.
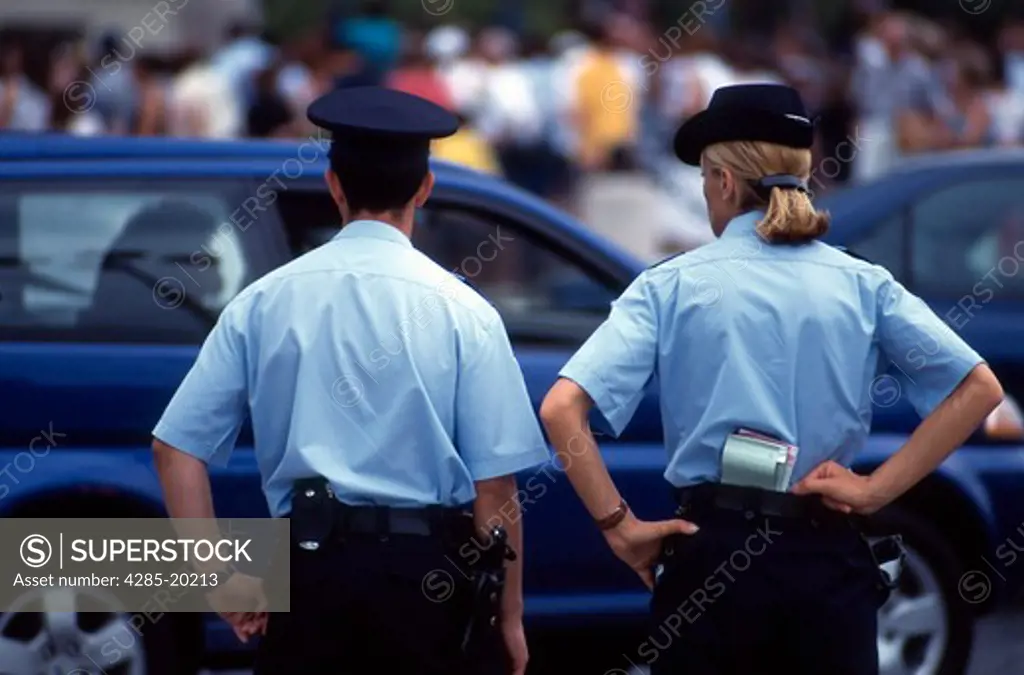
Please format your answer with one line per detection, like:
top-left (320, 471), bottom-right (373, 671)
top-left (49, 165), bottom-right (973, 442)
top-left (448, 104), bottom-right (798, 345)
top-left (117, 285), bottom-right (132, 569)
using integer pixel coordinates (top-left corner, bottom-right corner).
top-left (2, 2), bottom-right (1024, 205)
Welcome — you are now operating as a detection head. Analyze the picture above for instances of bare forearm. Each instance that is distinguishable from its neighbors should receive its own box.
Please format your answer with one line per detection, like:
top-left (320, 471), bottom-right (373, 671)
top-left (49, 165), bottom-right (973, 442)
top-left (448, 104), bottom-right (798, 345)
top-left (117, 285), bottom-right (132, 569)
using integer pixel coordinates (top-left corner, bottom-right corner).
top-left (474, 475), bottom-right (524, 618)
top-left (869, 364), bottom-right (1003, 504)
top-left (540, 389), bottom-right (620, 520)
top-left (153, 439), bottom-right (227, 572)
top-left (154, 440), bottom-right (216, 518)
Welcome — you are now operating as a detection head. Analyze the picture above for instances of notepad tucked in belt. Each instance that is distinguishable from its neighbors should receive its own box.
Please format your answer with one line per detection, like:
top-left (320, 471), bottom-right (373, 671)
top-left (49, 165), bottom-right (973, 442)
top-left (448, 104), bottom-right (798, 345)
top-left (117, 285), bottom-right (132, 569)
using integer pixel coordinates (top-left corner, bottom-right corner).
top-left (720, 429), bottom-right (798, 492)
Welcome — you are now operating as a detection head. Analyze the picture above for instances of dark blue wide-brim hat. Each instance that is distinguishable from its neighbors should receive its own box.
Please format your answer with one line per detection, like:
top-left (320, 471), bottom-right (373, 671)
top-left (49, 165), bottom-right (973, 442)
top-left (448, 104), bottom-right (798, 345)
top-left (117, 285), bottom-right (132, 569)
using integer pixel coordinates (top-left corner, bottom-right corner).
top-left (673, 84), bottom-right (815, 166)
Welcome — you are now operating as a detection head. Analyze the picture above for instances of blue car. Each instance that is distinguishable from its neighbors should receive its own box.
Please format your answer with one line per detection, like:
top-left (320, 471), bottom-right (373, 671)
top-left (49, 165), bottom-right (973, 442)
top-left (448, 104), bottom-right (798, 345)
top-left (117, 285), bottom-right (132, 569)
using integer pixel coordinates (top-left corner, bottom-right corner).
top-left (0, 137), bottom-right (1022, 675)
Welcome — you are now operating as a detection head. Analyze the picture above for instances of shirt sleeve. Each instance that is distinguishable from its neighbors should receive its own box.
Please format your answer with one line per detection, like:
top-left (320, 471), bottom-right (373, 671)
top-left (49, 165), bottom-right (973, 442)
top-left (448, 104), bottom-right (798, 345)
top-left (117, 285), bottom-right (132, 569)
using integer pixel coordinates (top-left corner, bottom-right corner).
top-left (152, 303), bottom-right (249, 466)
top-left (455, 310), bottom-right (551, 481)
top-left (558, 272), bottom-right (659, 437)
top-left (876, 272), bottom-right (984, 418)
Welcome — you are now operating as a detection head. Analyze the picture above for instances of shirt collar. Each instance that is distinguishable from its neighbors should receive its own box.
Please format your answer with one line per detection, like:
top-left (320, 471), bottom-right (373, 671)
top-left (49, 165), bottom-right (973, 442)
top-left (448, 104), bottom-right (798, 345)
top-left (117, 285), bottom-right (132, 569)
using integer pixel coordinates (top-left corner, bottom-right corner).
top-left (332, 220), bottom-right (413, 248)
top-left (719, 210), bottom-right (764, 241)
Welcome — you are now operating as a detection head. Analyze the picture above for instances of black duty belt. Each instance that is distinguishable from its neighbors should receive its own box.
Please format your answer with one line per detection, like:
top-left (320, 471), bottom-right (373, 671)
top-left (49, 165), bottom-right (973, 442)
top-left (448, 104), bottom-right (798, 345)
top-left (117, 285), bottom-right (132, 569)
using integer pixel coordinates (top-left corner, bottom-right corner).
top-left (335, 503), bottom-right (474, 538)
top-left (674, 483), bottom-right (847, 522)
top-left (289, 477), bottom-right (475, 548)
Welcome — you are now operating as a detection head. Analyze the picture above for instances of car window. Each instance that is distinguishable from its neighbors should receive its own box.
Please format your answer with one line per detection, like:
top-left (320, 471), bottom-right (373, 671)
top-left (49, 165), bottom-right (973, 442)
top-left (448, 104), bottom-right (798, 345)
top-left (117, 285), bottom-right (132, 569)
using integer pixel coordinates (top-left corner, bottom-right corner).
top-left (910, 178), bottom-right (1024, 297)
top-left (414, 206), bottom-right (618, 345)
top-left (846, 213), bottom-right (906, 281)
top-left (0, 179), bottom-right (279, 343)
top-left (274, 191), bottom-right (619, 345)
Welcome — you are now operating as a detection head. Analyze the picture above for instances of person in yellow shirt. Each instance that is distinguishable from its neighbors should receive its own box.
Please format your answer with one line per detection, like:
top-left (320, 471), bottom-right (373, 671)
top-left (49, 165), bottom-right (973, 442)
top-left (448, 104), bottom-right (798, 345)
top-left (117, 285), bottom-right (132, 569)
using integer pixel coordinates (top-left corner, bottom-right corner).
top-left (432, 112), bottom-right (503, 176)
top-left (572, 22), bottom-right (637, 172)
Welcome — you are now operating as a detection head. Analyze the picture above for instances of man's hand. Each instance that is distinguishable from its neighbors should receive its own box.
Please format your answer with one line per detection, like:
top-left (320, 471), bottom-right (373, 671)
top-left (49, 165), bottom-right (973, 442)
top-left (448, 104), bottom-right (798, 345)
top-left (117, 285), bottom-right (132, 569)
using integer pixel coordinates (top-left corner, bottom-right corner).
top-left (207, 571), bottom-right (268, 643)
top-left (792, 460), bottom-right (886, 515)
top-left (603, 514), bottom-right (698, 590)
top-left (218, 611), bottom-right (268, 643)
top-left (502, 616), bottom-right (528, 675)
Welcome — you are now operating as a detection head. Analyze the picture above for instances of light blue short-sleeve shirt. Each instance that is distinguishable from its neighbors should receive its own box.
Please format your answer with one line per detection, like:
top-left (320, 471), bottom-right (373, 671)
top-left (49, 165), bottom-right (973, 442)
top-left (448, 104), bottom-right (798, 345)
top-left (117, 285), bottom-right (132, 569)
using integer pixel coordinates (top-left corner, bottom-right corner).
top-left (559, 211), bottom-right (984, 488)
top-left (154, 219), bottom-right (550, 517)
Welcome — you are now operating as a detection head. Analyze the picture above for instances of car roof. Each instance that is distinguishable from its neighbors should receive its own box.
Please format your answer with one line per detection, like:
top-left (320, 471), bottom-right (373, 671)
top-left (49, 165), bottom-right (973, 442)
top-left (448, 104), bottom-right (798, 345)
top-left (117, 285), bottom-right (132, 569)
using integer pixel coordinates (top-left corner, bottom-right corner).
top-left (0, 133), bottom-right (472, 171)
top-left (885, 147), bottom-right (1024, 175)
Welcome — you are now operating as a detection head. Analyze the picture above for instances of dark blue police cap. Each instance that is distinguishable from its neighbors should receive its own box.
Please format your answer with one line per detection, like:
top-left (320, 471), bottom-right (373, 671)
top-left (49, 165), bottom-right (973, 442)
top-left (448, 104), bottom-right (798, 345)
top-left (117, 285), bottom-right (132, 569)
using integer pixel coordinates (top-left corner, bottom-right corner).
top-left (307, 86), bottom-right (459, 173)
top-left (673, 84), bottom-right (815, 166)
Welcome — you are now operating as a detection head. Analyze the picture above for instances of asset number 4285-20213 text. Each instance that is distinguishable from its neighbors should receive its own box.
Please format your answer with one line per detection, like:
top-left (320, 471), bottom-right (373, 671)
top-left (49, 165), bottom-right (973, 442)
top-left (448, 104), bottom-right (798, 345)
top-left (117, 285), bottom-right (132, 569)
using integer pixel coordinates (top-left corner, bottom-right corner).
top-left (11, 571), bottom-right (222, 588)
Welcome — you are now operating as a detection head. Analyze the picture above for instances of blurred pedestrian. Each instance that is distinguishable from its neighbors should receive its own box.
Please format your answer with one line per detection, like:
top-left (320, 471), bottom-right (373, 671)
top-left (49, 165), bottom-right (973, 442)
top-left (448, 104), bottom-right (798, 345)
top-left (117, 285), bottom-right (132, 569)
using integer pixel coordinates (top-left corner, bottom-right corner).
top-left (1000, 18), bottom-right (1024, 97)
top-left (47, 43), bottom-right (105, 136)
top-left (475, 28), bottom-right (544, 191)
top-left (276, 30), bottom-right (327, 131)
top-left (210, 19), bottom-right (274, 113)
top-left (247, 61), bottom-right (296, 138)
top-left (850, 11), bottom-right (924, 179)
top-left (988, 50), bottom-right (1024, 147)
top-left (131, 55), bottom-right (169, 136)
top-left (385, 29), bottom-right (454, 110)
top-left (546, 31), bottom-right (588, 208)
top-left (892, 16), bottom-right (949, 155)
top-left (720, 40), bottom-right (784, 86)
top-left (334, 0), bottom-right (401, 85)
top-left (932, 46), bottom-right (994, 150)
top-left (152, 86), bottom-right (548, 675)
top-left (571, 20), bottom-right (638, 172)
top-left (432, 110), bottom-right (502, 175)
top-left (772, 25), bottom-right (828, 113)
top-left (438, 26), bottom-right (487, 119)
top-left (540, 82), bottom-right (1005, 675)
top-left (88, 32), bottom-right (138, 135)
top-left (0, 40), bottom-right (49, 131)
top-left (166, 46), bottom-right (241, 138)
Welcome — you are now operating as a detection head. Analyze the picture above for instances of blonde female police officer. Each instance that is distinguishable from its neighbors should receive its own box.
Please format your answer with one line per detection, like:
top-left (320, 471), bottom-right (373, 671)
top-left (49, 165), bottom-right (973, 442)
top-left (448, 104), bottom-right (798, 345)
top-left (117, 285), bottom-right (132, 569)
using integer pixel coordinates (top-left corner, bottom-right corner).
top-left (152, 87), bottom-right (549, 675)
top-left (540, 83), bottom-right (1004, 675)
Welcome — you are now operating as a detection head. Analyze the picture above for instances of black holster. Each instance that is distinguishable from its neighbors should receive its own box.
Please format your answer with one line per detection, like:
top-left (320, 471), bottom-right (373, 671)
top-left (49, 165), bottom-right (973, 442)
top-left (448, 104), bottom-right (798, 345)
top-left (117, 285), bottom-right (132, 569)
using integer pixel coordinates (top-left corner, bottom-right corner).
top-left (461, 525), bottom-right (516, 663)
top-left (290, 477), bottom-right (336, 550)
top-left (866, 534), bottom-right (906, 590)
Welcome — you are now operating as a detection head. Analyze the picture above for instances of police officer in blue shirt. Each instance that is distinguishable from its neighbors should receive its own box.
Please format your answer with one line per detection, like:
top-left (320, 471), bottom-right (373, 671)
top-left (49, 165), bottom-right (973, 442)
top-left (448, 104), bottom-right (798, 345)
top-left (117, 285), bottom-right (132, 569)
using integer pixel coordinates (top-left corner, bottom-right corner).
top-left (539, 84), bottom-right (1004, 675)
top-left (152, 87), bottom-right (549, 675)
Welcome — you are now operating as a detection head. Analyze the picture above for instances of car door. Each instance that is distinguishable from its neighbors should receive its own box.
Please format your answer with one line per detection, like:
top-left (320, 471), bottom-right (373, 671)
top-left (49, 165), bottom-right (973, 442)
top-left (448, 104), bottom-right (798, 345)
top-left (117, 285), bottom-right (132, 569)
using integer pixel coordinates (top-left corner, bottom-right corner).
top-left (842, 172), bottom-right (1024, 429)
top-left (903, 174), bottom-right (1024, 402)
top-left (272, 182), bottom-right (670, 618)
top-left (0, 166), bottom-right (282, 517)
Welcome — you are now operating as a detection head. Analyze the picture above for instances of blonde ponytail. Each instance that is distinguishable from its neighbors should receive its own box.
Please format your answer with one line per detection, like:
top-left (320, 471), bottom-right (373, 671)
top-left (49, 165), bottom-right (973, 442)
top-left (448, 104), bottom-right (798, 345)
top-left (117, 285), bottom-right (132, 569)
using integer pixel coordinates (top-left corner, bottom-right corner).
top-left (703, 141), bottom-right (830, 244)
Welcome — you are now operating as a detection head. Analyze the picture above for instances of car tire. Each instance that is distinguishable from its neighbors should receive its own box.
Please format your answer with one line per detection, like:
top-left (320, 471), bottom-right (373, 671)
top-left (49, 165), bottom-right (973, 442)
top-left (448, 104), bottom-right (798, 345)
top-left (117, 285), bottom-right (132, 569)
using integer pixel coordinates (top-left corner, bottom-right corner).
top-left (0, 602), bottom-right (200, 675)
top-left (865, 507), bottom-right (974, 675)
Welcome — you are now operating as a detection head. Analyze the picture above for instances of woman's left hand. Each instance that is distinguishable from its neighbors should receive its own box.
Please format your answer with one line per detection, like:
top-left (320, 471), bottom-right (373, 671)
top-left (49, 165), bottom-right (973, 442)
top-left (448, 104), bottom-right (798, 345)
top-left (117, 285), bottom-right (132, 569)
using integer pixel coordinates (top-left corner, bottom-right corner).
top-left (792, 460), bottom-right (886, 515)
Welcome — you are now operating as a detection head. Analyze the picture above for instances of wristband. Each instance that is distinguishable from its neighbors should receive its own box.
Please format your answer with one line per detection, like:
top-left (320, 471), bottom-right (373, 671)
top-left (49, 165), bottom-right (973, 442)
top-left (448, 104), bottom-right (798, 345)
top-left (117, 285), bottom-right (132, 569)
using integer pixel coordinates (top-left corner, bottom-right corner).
top-left (596, 499), bottom-right (629, 531)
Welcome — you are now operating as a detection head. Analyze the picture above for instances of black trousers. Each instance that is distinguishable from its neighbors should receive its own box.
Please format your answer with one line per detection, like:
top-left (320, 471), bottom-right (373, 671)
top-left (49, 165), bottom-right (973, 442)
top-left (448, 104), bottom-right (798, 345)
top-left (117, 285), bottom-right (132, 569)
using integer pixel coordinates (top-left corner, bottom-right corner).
top-left (644, 508), bottom-right (888, 675)
top-left (253, 533), bottom-right (506, 675)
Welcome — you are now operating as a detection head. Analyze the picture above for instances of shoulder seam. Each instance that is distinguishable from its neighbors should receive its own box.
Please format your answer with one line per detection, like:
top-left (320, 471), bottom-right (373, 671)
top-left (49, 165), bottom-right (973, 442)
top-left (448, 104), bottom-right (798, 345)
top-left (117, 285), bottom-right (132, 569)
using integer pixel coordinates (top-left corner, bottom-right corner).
top-left (648, 250), bottom-right (686, 270)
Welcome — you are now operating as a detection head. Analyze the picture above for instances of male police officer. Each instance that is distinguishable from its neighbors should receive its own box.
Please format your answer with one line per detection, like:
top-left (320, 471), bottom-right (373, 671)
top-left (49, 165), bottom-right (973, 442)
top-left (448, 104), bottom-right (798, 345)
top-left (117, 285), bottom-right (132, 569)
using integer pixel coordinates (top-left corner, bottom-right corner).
top-left (152, 87), bottom-right (549, 675)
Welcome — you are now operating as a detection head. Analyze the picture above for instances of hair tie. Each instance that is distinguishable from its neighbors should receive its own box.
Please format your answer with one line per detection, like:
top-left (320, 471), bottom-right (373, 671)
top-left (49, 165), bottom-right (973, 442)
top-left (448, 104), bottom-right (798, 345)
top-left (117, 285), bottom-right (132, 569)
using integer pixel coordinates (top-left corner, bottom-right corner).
top-left (756, 174), bottom-right (809, 192)
top-left (749, 174), bottom-right (809, 202)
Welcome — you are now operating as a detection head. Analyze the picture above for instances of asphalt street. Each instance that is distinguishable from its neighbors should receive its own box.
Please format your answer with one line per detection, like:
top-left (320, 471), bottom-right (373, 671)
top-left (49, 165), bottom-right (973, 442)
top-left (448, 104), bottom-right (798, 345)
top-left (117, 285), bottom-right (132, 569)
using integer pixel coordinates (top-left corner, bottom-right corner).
top-left (206, 609), bottom-right (1024, 675)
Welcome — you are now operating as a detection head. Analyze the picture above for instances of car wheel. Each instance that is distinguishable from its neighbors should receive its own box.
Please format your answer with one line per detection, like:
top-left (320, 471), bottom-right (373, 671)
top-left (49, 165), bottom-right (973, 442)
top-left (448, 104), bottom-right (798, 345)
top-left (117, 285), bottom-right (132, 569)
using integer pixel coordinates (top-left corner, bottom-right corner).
top-left (0, 586), bottom-right (197, 675)
top-left (867, 507), bottom-right (974, 675)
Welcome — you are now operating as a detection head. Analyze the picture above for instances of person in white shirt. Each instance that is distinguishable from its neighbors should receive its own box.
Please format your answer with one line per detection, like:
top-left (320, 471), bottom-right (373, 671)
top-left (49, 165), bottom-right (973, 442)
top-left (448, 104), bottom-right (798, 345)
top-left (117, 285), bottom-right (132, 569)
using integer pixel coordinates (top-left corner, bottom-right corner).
top-left (437, 27), bottom-right (487, 120)
top-left (474, 28), bottom-right (544, 192)
top-left (0, 41), bottom-right (49, 132)
top-left (167, 48), bottom-right (241, 138)
top-left (475, 28), bottom-right (542, 147)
